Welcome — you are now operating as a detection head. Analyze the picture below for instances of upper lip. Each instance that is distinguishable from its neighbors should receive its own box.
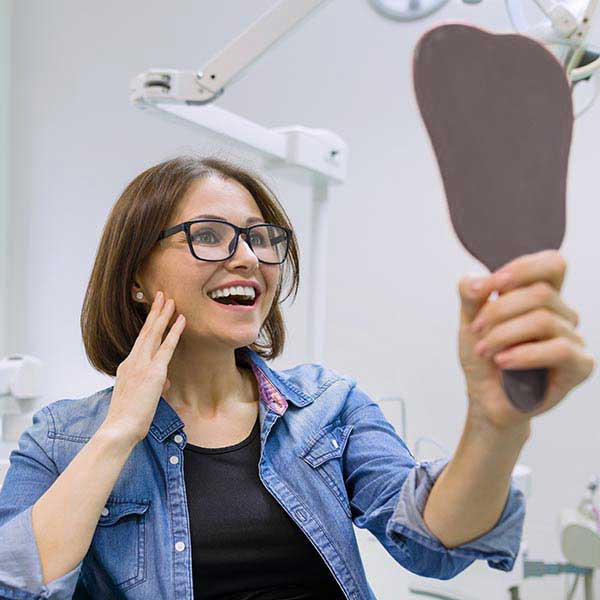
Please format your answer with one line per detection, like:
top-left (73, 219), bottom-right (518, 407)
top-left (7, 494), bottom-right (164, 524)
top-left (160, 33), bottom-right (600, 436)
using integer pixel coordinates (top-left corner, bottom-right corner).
top-left (207, 280), bottom-right (263, 296)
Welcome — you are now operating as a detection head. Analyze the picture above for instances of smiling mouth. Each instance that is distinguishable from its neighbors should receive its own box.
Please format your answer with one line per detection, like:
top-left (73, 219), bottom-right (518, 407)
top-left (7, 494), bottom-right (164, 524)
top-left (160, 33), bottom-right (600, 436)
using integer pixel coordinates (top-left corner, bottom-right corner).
top-left (208, 293), bottom-right (259, 307)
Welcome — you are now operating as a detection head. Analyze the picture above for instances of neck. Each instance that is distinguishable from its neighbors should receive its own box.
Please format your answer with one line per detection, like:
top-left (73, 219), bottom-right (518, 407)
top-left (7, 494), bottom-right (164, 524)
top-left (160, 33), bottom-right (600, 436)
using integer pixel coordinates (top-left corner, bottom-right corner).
top-left (164, 338), bottom-right (254, 419)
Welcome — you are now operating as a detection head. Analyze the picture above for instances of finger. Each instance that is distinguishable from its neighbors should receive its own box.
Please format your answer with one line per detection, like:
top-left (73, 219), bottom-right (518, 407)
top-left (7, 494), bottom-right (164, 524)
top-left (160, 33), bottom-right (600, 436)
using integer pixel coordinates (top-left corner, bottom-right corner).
top-left (475, 310), bottom-right (585, 360)
top-left (147, 298), bottom-right (176, 356)
top-left (134, 296), bottom-right (175, 359)
top-left (494, 250), bottom-right (567, 295)
top-left (459, 268), bottom-right (515, 325)
top-left (154, 314), bottom-right (186, 366)
top-left (137, 291), bottom-right (163, 329)
top-left (131, 291), bottom-right (164, 352)
top-left (493, 337), bottom-right (595, 381)
top-left (470, 282), bottom-right (579, 337)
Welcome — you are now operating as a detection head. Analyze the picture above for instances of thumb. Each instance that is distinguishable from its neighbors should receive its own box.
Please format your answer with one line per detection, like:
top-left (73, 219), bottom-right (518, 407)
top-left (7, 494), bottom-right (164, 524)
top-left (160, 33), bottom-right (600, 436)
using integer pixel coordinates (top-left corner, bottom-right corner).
top-left (459, 272), bottom-right (494, 325)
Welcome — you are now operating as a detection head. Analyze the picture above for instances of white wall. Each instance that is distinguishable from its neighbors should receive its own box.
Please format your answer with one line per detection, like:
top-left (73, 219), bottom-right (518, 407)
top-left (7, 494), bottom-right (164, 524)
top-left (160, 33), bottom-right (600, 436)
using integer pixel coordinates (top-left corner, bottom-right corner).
top-left (6, 1), bottom-right (600, 598)
top-left (0, 0), bottom-right (10, 357)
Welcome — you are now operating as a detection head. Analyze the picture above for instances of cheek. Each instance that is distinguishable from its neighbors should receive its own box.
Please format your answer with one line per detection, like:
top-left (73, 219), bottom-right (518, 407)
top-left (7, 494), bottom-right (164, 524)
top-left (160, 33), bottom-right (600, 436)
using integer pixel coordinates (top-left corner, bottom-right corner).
top-left (265, 267), bottom-right (281, 289)
top-left (175, 265), bottom-right (216, 294)
top-left (264, 278), bottom-right (280, 304)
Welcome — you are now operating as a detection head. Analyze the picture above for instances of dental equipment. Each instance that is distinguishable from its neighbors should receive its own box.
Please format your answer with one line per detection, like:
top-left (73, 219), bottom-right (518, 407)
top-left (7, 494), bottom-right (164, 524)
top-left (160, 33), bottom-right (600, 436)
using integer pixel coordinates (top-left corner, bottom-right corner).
top-left (506, 0), bottom-right (600, 115)
top-left (368, 0), bottom-right (451, 21)
top-left (0, 355), bottom-right (45, 487)
top-left (129, 0), bottom-right (600, 366)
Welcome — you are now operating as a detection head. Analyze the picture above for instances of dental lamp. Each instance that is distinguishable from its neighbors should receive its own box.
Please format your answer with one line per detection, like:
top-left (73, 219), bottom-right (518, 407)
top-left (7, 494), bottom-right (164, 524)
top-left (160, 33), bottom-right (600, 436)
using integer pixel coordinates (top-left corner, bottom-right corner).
top-left (368, 0), bottom-right (452, 21)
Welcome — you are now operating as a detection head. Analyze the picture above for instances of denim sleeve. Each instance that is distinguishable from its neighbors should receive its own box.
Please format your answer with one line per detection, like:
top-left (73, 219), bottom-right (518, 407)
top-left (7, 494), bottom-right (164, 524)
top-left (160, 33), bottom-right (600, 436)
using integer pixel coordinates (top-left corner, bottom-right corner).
top-left (386, 456), bottom-right (526, 574)
top-left (342, 382), bottom-right (526, 580)
top-left (0, 406), bottom-right (84, 599)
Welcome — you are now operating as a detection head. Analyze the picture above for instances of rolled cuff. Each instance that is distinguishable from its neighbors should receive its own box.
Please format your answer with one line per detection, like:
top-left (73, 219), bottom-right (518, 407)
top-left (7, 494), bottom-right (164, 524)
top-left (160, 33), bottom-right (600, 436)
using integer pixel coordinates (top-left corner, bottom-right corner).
top-left (386, 456), bottom-right (526, 572)
top-left (0, 506), bottom-right (83, 600)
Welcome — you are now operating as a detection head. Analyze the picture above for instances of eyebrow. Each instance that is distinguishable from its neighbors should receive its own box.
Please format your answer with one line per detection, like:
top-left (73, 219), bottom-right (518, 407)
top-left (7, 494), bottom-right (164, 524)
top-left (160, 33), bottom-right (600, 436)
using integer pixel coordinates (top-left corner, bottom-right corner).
top-left (188, 213), bottom-right (265, 225)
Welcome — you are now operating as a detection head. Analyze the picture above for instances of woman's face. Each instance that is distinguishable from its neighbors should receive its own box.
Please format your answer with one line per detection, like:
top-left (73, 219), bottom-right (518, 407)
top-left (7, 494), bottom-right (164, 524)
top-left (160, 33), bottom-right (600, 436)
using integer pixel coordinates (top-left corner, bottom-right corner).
top-left (133, 176), bottom-right (281, 351)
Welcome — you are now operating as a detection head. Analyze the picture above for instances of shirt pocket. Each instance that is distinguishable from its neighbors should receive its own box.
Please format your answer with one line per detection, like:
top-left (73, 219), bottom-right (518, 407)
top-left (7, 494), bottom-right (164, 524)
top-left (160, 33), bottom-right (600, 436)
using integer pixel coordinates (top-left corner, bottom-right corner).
top-left (299, 423), bottom-right (354, 518)
top-left (91, 498), bottom-right (151, 591)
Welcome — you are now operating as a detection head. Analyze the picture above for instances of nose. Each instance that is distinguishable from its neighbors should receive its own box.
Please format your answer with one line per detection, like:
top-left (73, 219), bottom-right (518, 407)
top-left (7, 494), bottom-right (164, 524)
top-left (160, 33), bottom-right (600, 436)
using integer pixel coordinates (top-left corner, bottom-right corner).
top-left (230, 233), bottom-right (259, 267)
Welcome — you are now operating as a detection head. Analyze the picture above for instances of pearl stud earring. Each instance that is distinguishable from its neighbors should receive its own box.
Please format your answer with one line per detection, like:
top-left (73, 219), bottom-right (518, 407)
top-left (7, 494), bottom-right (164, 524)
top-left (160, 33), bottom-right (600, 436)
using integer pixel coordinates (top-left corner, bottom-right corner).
top-left (136, 292), bottom-right (144, 300)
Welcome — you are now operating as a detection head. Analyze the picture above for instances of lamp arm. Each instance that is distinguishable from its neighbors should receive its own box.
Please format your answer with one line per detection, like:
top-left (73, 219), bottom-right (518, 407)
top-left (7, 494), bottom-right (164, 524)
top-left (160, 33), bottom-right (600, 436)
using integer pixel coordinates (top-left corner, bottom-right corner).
top-left (130, 0), bottom-right (600, 107)
top-left (196, 0), bottom-right (332, 97)
top-left (198, 0), bottom-right (598, 91)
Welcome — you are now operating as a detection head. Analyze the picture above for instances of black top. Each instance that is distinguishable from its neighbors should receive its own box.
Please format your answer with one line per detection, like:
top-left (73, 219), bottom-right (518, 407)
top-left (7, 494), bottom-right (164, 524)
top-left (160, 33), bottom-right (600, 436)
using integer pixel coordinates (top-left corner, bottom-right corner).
top-left (183, 414), bottom-right (347, 600)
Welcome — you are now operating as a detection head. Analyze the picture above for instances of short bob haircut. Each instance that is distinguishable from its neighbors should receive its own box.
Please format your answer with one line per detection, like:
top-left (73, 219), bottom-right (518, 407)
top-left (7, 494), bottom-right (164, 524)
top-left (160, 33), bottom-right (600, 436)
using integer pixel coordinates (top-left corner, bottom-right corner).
top-left (81, 155), bottom-right (300, 377)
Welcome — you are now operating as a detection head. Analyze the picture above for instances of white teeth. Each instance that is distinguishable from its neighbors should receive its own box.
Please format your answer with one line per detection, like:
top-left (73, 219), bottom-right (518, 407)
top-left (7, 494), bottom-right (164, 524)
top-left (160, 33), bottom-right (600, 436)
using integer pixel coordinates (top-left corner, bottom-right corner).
top-left (209, 285), bottom-right (256, 300)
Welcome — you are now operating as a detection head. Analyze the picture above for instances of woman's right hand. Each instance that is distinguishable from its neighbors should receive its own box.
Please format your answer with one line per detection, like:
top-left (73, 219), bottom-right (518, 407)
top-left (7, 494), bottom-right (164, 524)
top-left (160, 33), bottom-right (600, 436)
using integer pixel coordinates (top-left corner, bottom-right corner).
top-left (102, 291), bottom-right (186, 444)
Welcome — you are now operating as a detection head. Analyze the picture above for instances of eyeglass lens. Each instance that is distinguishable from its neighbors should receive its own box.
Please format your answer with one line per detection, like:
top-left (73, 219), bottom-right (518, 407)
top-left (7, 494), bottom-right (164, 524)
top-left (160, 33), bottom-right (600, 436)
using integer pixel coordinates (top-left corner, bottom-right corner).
top-left (189, 221), bottom-right (288, 263)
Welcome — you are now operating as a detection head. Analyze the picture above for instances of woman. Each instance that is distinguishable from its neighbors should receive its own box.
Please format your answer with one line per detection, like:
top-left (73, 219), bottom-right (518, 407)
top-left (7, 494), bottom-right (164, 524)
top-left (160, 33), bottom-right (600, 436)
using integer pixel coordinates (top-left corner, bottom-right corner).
top-left (0, 156), bottom-right (594, 600)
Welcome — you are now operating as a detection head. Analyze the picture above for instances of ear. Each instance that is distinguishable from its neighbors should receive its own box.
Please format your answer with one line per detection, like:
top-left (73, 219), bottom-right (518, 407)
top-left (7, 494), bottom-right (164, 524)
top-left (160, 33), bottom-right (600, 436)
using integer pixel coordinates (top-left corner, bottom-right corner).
top-left (131, 272), bottom-right (147, 305)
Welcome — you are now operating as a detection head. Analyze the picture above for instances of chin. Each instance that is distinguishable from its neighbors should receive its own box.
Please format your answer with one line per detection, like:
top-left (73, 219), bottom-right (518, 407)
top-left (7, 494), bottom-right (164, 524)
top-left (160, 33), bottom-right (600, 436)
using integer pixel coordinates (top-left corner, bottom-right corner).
top-left (182, 323), bottom-right (258, 345)
top-left (211, 328), bottom-right (260, 348)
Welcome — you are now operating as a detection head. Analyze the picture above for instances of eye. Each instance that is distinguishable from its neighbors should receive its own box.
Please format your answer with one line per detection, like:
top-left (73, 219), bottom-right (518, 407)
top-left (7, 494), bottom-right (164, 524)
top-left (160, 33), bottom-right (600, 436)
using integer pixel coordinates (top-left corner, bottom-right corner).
top-left (249, 232), bottom-right (267, 247)
top-left (192, 230), bottom-right (220, 244)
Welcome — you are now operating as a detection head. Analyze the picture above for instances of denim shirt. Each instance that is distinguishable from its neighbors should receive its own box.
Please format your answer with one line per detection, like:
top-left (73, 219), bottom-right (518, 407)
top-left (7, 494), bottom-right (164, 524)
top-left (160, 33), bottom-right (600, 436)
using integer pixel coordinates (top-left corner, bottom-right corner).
top-left (0, 346), bottom-right (525, 600)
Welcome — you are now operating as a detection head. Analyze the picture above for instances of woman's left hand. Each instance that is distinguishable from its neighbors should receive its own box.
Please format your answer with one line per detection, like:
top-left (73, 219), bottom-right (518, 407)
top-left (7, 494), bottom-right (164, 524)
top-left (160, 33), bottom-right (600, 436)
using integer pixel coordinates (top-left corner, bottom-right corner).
top-left (458, 250), bottom-right (595, 430)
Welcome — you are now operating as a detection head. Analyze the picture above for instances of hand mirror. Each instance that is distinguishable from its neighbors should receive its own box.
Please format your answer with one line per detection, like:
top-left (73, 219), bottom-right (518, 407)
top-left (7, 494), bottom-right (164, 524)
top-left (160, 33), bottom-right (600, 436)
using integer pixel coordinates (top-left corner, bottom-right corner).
top-left (413, 23), bottom-right (573, 411)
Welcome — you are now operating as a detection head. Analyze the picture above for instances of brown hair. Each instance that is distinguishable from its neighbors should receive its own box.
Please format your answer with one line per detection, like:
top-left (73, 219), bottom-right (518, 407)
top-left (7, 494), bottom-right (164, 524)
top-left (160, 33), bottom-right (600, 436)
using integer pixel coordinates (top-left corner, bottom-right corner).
top-left (81, 155), bottom-right (300, 376)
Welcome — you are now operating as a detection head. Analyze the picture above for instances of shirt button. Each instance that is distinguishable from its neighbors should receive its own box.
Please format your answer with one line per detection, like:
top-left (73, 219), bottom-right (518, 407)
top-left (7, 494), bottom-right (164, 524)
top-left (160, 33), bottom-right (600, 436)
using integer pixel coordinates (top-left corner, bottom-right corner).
top-left (174, 434), bottom-right (183, 444)
top-left (169, 455), bottom-right (179, 465)
top-left (175, 541), bottom-right (186, 552)
top-left (101, 507), bottom-right (109, 516)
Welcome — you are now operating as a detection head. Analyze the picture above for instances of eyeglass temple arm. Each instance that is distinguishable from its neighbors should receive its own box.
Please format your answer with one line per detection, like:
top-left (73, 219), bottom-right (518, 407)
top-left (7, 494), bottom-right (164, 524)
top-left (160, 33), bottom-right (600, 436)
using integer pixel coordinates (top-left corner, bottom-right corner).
top-left (158, 223), bottom-right (186, 240)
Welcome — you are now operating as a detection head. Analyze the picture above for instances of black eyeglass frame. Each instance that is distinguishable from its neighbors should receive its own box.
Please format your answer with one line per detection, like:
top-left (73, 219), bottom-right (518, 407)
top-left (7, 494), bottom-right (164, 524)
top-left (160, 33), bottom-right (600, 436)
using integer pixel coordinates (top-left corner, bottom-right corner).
top-left (157, 219), bottom-right (292, 265)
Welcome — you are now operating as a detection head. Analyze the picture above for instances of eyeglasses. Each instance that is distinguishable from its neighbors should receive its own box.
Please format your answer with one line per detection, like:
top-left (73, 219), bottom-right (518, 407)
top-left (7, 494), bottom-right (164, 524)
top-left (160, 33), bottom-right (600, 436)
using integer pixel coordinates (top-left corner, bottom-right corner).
top-left (157, 219), bottom-right (292, 265)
